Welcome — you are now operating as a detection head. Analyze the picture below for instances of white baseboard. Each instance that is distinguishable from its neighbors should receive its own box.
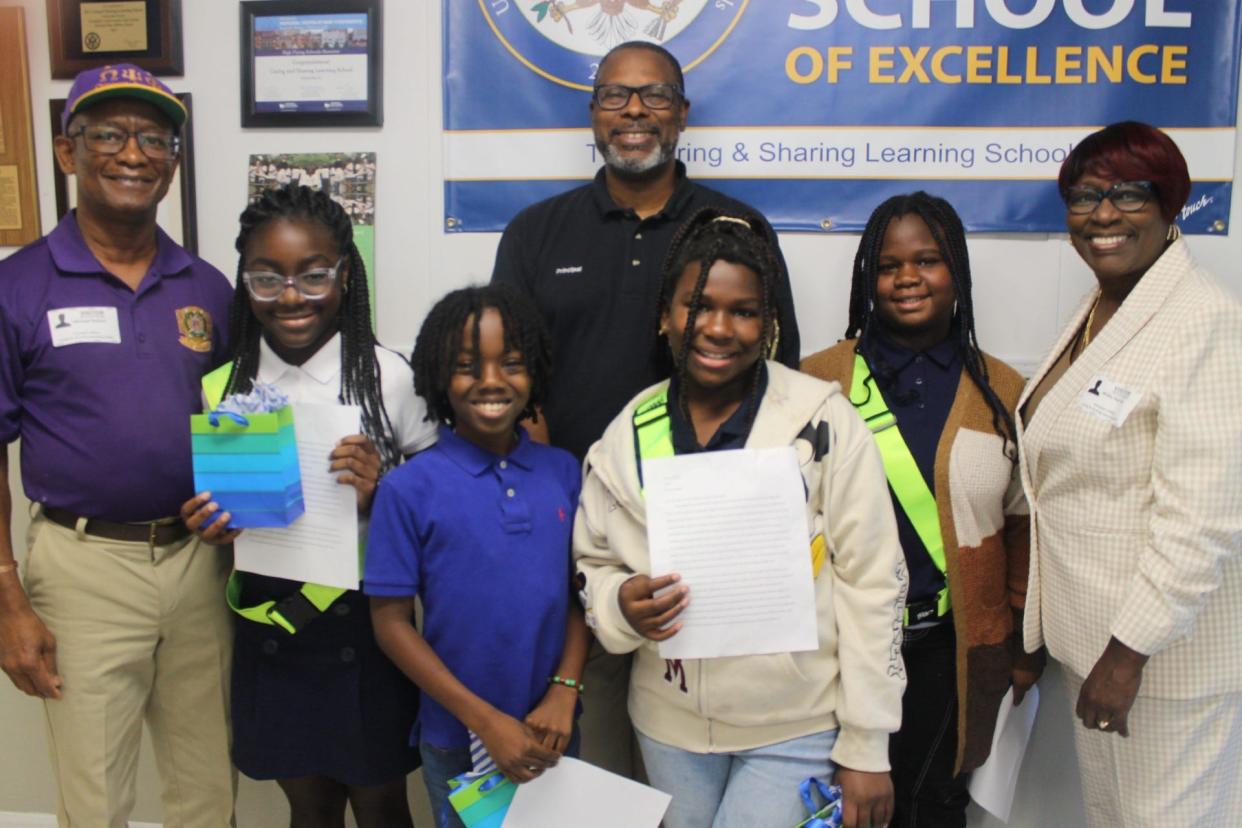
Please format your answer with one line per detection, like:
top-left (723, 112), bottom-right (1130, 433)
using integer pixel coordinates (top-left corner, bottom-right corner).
top-left (0, 813), bottom-right (159, 828)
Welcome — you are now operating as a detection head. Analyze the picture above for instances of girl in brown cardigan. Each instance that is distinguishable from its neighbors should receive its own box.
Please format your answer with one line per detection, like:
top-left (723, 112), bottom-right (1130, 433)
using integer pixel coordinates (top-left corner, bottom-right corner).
top-left (801, 192), bottom-right (1043, 828)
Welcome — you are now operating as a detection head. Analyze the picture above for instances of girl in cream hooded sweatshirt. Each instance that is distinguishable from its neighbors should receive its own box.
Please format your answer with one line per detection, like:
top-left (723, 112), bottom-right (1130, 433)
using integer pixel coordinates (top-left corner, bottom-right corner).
top-left (573, 208), bottom-right (908, 828)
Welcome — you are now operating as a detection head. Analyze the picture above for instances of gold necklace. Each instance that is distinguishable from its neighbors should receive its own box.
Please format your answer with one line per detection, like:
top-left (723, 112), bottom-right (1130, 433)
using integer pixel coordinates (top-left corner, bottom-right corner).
top-left (1079, 294), bottom-right (1101, 353)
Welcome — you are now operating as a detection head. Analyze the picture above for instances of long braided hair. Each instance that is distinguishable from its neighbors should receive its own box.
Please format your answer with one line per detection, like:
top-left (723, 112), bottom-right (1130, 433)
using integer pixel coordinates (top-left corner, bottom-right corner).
top-left (654, 206), bottom-right (782, 431)
top-left (845, 191), bottom-right (1016, 455)
top-left (411, 284), bottom-right (552, 427)
top-left (222, 183), bottom-right (400, 471)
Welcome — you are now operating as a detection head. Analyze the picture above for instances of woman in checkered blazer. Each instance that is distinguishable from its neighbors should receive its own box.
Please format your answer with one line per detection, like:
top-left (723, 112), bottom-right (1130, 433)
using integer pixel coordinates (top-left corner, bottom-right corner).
top-left (1017, 122), bottom-right (1242, 827)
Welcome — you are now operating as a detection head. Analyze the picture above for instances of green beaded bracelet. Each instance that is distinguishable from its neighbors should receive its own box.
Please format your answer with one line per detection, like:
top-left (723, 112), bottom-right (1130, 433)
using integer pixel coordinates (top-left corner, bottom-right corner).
top-left (548, 675), bottom-right (584, 694)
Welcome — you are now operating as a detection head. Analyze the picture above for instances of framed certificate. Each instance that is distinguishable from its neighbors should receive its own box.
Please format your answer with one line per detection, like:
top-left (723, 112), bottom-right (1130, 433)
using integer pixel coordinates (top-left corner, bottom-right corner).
top-left (46, 0), bottom-right (184, 79)
top-left (0, 7), bottom-right (41, 246)
top-left (49, 92), bottom-right (199, 254)
top-left (240, 0), bottom-right (383, 128)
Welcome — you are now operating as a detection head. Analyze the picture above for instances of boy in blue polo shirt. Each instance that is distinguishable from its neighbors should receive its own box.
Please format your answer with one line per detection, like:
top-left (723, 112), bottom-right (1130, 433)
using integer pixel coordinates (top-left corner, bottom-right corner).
top-left (366, 285), bottom-right (588, 828)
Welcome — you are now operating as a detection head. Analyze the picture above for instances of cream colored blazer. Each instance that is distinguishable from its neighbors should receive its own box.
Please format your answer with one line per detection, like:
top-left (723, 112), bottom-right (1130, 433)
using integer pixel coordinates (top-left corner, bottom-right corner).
top-left (1017, 239), bottom-right (1242, 698)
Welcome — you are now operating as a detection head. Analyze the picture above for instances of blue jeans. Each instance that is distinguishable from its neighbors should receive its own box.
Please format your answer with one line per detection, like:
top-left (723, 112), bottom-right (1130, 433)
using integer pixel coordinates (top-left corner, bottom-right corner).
top-left (637, 728), bottom-right (838, 828)
top-left (420, 731), bottom-right (581, 828)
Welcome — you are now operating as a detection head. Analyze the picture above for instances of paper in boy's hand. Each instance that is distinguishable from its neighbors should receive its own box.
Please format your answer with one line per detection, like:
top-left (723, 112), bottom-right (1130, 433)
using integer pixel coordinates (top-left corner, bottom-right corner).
top-left (643, 446), bottom-right (818, 660)
top-left (502, 757), bottom-right (670, 828)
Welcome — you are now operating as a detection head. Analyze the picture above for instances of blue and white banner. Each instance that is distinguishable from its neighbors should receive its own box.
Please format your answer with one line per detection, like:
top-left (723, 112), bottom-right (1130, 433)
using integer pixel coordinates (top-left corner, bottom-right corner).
top-left (444, 2), bottom-right (1241, 234)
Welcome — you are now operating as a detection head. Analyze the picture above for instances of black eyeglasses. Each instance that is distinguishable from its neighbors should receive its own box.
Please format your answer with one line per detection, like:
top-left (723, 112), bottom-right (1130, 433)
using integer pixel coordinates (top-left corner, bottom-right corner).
top-left (68, 124), bottom-right (181, 161)
top-left (1064, 180), bottom-right (1154, 215)
top-left (592, 83), bottom-right (683, 111)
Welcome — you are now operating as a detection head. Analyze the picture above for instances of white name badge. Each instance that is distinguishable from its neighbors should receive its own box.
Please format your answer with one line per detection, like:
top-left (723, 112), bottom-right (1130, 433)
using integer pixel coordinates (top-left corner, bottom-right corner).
top-left (47, 307), bottom-right (122, 347)
top-left (1078, 375), bottom-right (1142, 428)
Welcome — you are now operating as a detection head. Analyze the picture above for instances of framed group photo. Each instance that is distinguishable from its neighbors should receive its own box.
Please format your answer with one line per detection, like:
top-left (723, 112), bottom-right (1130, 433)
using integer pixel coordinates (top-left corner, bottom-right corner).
top-left (46, 0), bottom-right (184, 79)
top-left (240, 0), bottom-right (383, 128)
top-left (48, 92), bottom-right (199, 254)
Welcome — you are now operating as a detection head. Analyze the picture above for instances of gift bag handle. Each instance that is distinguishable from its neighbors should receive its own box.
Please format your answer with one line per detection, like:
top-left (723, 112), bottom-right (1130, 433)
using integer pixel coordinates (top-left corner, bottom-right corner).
top-left (798, 777), bottom-right (842, 827)
top-left (207, 410), bottom-right (250, 428)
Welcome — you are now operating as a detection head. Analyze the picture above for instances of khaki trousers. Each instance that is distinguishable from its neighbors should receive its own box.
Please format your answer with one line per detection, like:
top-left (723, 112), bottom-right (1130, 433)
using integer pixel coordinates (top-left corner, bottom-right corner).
top-left (23, 514), bottom-right (236, 828)
top-left (1065, 668), bottom-right (1242, 828)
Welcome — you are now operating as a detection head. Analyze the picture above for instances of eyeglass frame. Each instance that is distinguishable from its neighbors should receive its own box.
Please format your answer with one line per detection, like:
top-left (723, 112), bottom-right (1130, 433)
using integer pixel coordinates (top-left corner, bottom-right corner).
top-left (242, 258), bottom-right (345, 302)
top-left (66, 124), bottom-right (182, 161)
top-left (591, 83), bottom-right (684, 111)
top-left (1063, 180), bottom-right (1155, 215)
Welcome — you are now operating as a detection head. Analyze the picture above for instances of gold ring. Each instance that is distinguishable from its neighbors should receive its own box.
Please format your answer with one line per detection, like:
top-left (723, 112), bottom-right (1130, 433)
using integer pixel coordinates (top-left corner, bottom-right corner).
top-left (1098, 719), bottom-right (1111, 729)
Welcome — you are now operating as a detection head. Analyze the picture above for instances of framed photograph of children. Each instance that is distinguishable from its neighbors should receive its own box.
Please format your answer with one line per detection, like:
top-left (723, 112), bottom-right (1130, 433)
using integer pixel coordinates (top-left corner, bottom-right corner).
top-left (240, 0), bottom-right (383, 128)
top-left (0, 7), bottom-right (42, 247)
top-left (48, 92), bottom-right (199, 254)
top-left (46, 0), bottom-right (184, 79)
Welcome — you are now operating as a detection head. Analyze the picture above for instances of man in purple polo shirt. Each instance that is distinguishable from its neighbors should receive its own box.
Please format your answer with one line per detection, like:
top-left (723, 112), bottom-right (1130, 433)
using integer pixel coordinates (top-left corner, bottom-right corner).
top-left (0, 65), bottom-right (235, 827)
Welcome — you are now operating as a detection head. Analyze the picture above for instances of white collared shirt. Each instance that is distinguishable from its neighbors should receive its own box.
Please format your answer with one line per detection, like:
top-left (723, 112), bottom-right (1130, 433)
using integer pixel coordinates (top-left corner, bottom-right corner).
top-left (256, 332), bottom-right (437, 456)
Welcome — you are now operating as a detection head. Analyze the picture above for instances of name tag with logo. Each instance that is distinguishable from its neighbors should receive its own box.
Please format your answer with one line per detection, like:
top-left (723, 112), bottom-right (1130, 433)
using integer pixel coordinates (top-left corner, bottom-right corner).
top-left (47, 307), bottom-right (121, 347)
top-left (1078, 375), bottom-right (1141, 427)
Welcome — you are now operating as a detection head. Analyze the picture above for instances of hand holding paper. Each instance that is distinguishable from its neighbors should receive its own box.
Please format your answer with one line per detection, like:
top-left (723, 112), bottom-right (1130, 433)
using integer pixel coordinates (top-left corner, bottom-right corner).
top-left (618, 572), bottom-right (689, 641)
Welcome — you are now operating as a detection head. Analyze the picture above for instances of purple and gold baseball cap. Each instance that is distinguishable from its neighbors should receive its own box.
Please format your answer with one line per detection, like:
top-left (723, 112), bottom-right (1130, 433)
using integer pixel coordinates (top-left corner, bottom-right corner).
top-left (61, 63), bottom-right (187, 133)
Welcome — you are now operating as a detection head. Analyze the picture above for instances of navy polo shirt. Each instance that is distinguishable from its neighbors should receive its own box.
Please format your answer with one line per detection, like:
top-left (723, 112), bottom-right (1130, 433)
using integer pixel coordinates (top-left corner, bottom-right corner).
top-left (667, 364), bottom-right (769, 454)
top-left (364, 425), bottom-right (581, 750)
top-left (492, 162), bottom-right (800, 461)
top-left (865, 333), bottom-right (961, 607)
top-left (0, 212), bottom-right (232, 521)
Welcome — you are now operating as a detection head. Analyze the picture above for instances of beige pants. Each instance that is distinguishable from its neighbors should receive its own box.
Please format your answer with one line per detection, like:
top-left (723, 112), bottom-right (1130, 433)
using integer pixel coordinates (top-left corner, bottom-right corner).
top-left (1064, 668), bottom-right (1242, 828)
top-left (578, 639), bottom-right (647, 780)
top-left (24, 515), bottom-right (236, 828)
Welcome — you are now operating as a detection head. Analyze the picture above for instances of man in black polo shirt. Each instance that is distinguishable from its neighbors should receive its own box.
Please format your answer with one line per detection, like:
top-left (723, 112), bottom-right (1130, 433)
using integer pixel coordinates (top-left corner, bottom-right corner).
top-left (491, 40), bottom-right (800, 776)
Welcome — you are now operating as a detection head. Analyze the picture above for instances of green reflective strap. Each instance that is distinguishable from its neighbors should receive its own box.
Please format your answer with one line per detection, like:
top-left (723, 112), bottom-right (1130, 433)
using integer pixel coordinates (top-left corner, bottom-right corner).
top-left (850, 354), bottom-right (950, 615)
top-left (632, 388), bottom-right (675, 493)
top-left (225, 571), bottom-right (346, 634)
top-left (201, 363), bottom-right (231, 410)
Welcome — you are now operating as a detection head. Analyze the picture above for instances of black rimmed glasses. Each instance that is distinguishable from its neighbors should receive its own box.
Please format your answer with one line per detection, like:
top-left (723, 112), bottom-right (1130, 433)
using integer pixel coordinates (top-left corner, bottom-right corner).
top-left (1064, 180), bottom-right (1154, 215)
top-left (68, 125), bottom-right (181, 161)
top-left (592, 83), bottom-right (683, 111)
top-left (243, 259), bottom-right (343, 302)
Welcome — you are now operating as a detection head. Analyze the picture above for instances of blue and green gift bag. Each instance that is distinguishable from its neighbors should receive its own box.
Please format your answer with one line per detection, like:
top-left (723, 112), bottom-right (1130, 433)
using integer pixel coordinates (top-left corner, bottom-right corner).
top-left (190, 402), bottom-right (304, 528)
top-left (794, 777), bottom-right (843, 828)
top-left (447, 769), bottom-right (516, 828)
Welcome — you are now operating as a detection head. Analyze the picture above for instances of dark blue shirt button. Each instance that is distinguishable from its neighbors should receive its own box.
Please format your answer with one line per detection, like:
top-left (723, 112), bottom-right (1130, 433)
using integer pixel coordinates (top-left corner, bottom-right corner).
top-left (137, 333), bottom-right (146, 344)
top-left (261, 639), bottom-right (278, 655)
top-left (340, 647), bottom-right (356, 663)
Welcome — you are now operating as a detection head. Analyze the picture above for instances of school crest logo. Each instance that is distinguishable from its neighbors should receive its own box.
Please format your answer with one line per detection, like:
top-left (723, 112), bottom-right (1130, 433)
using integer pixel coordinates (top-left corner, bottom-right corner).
top-left (525, 1), bottom-right (710, 52)
top-left (175, 306), bottom-right (213, 353)
top-left (479, 0), bottom-right (747, 90)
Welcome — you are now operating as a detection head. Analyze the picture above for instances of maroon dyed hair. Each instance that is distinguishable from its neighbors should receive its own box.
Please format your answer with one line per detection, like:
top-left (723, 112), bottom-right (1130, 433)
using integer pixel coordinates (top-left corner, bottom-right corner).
top-left (1057, 121), bottom-right (1191, 223)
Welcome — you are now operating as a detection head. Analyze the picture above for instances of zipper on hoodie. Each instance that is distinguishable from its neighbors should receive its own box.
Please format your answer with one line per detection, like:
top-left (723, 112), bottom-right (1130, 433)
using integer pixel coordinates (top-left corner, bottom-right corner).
top-left (701, 658), bottom-right (715, 750)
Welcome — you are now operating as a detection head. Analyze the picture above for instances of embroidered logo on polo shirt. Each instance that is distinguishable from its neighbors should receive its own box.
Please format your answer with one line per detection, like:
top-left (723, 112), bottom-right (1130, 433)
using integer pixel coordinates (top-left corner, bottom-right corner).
top-left (175, 306), bottom-right (213, 353)
top-left (555, 266), bottom-right (583, 276)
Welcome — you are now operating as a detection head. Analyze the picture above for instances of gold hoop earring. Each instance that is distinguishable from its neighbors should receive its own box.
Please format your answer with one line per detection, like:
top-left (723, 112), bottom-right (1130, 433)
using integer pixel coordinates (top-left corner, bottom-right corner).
top-left (1167, 224), bottom-right (1181, 242)
top-left (766, 318), bottom-right (782, 361)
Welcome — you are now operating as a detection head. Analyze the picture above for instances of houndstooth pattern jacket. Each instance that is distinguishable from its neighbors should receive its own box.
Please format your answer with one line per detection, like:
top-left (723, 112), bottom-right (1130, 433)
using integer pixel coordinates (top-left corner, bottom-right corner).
top-left (1017, 238), bottom-right (1242, 699)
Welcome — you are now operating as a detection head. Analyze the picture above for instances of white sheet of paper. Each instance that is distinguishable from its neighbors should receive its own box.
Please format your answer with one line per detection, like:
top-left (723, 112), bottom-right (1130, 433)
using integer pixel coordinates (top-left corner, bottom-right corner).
top-left (644, 446), bottom-right (818, 660)
top-left (234, 403), bottom-right (361, 590)
top-left (502, 757), bottom-right (671, 828)
top-left (968, 685), bottom-right (1040, 823)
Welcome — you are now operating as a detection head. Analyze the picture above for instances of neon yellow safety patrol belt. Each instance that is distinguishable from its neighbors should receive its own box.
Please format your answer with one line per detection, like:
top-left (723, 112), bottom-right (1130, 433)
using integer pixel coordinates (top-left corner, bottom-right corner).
top-left (202, 365), bottom-right (347, 634)
top-left (629, 386), bottom-right (828, 578)
top-left (849, 354), bottom-right (950, 624)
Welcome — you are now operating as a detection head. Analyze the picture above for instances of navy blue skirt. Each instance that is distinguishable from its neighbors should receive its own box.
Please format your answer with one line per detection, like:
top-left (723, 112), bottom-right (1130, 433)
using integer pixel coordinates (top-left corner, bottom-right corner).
top-left (231, 577), bottom-right (420, 786)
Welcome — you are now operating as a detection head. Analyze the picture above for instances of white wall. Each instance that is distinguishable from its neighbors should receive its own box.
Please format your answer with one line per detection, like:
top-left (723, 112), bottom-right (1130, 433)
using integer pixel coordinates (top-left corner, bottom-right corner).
top-left (1, 0), bottom-right (1239, 824)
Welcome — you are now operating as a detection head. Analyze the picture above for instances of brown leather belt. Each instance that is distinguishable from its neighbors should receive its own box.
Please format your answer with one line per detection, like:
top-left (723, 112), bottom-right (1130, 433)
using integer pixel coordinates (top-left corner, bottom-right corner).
top-left (42, 506), bottom-right (190, 546)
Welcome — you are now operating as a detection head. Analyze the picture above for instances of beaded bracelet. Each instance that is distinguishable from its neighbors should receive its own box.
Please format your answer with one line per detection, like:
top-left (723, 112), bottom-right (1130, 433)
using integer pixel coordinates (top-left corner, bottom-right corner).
top-left (548, 675), bottom-right (584, 694)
